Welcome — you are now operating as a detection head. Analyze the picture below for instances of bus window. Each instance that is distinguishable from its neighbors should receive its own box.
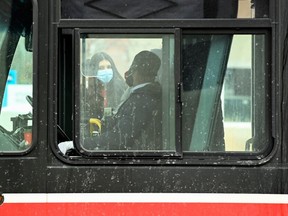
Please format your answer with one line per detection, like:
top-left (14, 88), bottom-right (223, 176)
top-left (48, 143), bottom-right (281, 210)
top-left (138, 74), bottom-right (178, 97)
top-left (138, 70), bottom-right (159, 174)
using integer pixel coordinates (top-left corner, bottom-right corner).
top-left (0, 0), bottom-right (33, 153)
top-left (182, 33), bottom-right (271, 153)
top-left (72, 32), bottom-right (177, 156)
top-left (58, 29), bottom-right (271, 159)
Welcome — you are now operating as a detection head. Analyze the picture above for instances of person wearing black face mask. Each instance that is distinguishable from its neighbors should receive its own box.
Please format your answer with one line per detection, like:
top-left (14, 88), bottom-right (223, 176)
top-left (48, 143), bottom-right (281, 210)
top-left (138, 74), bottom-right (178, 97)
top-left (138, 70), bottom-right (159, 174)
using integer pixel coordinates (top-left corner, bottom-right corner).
top-left (84, 50), bottom-right (163, 151)
top-left (113, 50), bottom-right (162, 114)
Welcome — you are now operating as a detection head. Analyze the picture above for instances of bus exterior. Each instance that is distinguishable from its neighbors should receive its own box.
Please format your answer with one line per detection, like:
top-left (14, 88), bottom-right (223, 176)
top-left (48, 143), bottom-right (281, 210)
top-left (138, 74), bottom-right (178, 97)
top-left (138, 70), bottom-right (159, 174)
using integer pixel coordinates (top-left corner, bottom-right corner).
top-left (1, 0), bottom-right (288, 215)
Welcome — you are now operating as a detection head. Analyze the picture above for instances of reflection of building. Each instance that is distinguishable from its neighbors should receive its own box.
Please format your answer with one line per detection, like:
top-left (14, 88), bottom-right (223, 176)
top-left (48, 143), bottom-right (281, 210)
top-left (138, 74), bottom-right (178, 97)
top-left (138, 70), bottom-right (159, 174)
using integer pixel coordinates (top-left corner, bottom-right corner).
top-left (238, 0), bottom-right (253, 18)
top-left (223, 32), bottom-right (253, 123)
top-left (223, 68), bottom-right (251, 122)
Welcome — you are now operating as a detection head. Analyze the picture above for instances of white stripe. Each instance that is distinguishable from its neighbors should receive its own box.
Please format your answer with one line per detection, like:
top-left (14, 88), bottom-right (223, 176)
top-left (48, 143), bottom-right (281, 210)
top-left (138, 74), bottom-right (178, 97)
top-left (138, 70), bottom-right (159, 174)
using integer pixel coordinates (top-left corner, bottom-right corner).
top-left (3, 194), bottom-right (47, 203)
top-left (3, 193), bottom-right (288, 204)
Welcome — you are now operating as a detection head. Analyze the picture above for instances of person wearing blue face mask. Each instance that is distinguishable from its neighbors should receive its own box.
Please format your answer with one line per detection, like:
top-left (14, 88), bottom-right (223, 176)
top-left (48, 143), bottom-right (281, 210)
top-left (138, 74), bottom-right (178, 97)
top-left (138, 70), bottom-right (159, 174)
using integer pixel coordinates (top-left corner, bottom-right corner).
top-left (96, 68), bottom-right (113, 84)
top-left (82, 52), bottom-right (127, 121)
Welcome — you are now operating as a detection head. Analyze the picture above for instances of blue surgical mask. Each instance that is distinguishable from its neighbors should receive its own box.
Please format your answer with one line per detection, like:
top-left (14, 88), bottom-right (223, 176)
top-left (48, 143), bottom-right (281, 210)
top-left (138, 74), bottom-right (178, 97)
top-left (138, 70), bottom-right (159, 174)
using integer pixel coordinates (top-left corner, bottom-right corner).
top-left (96, 69), bottom-right (113, 83)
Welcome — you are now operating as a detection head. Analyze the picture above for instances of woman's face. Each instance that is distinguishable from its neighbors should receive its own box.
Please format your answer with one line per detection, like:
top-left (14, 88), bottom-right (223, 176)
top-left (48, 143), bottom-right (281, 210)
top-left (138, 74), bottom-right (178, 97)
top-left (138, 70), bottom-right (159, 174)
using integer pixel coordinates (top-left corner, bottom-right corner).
top-left (98, 59), bottom-right (112, 70)
top-left (96, 59), bottom-right (114, 84)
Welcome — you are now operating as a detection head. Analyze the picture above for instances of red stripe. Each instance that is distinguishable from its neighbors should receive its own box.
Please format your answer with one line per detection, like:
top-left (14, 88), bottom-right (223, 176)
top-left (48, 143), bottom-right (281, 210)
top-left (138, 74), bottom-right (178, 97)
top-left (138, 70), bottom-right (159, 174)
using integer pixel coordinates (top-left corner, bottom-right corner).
top-left (1, 203), bottom-right (288, 216)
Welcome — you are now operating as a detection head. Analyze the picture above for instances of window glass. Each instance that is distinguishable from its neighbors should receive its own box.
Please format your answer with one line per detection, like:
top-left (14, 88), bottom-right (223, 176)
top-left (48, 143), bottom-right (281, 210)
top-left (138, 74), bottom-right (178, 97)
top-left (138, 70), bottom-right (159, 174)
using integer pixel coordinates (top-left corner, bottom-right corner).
top-left (182, 33), bottom-right (270, 153)
top-left (76, 34), bottom-right (176, 154)
top-left (0, 0), bottom-right (33, 152)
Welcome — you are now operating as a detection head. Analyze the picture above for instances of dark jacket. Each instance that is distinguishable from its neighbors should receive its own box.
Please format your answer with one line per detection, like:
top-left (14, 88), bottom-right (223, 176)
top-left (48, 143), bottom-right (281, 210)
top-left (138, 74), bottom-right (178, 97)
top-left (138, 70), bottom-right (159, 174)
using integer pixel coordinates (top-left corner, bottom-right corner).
top-left (91, 82), bottom-right (162, 150)
top-left (83, 74), bottom-right (127, 119)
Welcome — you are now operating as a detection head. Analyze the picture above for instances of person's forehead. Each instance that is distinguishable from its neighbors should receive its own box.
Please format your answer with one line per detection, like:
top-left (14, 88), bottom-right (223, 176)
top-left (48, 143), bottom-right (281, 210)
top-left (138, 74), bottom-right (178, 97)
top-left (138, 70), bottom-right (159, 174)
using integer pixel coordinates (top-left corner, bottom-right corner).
top-left (99, 59), bottom-right (111, 66)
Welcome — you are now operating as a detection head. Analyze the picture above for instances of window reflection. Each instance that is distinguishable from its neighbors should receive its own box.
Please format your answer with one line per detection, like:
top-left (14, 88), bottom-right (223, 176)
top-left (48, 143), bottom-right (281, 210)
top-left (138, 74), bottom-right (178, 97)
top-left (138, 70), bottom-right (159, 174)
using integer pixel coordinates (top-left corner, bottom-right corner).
top-left (182, 34), bottom-right (268, 153)
top-left (0, 0), bottom-right (33, 152)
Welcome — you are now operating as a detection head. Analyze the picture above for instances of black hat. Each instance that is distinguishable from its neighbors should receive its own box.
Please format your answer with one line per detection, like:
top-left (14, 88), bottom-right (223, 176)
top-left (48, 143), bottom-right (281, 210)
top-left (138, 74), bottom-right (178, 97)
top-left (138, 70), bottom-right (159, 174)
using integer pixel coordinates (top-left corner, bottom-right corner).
top-left (126, 51), bottom-right (161, 77)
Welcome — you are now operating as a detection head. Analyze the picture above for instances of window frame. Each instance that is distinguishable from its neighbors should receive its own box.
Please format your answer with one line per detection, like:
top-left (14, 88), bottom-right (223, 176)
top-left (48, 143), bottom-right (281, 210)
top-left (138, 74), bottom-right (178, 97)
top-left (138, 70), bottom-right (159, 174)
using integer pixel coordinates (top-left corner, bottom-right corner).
top-left (73, 28), bottom-right (182, 158)
top-left (54, 19), bottom-right (276, 166)
top-left (180, 29), bottom-right (273, 159)
top-left (181, 28), bottom-right (272, 154)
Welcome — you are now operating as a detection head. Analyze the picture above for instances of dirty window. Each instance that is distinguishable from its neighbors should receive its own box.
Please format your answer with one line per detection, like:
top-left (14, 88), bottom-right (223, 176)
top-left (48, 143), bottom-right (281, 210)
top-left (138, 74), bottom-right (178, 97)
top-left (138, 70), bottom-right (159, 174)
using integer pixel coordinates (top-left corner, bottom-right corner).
top-left (0, 0), bottom-right (33, 152)
top-left (73, 33), bottom-right (177, 155)
top-left (182, 33), bottom-right (271, 153)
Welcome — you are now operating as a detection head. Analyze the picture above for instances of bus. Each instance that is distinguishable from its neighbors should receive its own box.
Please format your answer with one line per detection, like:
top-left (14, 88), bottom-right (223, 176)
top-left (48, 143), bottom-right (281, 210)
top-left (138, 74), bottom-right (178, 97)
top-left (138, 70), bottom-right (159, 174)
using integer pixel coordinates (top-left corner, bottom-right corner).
top-left (1, 0), bottom-right (288, 215)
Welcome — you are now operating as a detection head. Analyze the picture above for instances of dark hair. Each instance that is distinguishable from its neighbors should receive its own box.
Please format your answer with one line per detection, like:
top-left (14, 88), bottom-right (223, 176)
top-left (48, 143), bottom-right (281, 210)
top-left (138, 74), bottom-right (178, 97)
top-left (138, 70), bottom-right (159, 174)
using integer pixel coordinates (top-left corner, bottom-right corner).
top-left (89, 52), bottom-right (117, 72)
top-left (126, 50), bottom-right (161, 78)
top-left (84, 52), bottom-right (127, 118)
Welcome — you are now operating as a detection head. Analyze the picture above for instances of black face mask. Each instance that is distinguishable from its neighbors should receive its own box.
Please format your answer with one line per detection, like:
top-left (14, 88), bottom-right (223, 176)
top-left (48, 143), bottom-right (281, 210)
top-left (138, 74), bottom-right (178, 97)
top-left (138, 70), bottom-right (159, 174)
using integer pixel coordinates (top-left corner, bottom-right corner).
top-left (125, 71), bottom-right (133, 87)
